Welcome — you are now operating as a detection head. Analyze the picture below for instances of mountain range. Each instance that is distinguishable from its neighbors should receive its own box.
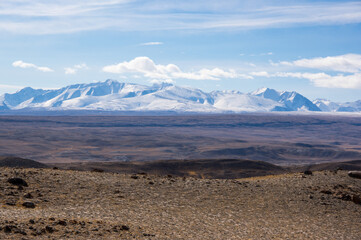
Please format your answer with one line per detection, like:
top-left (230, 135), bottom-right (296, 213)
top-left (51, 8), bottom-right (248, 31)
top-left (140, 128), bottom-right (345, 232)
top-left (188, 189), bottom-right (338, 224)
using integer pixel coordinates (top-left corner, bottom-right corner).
top-left (0, 80), bottom-right (360, 113)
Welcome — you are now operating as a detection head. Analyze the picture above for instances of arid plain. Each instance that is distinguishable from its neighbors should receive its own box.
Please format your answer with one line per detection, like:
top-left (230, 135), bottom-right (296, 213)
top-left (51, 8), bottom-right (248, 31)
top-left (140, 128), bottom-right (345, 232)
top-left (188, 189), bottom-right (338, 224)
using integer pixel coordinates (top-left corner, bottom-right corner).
top-left (0, 113), bottom-right (360, 166)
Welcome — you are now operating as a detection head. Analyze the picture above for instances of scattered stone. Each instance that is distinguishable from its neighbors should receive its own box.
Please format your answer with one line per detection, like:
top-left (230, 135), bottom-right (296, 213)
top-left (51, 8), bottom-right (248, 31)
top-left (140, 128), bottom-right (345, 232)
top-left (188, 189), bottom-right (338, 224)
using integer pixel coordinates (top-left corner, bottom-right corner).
top-left (320, 190), bottom-right (332, 194)
top-left (143, 233), bottom-right (156, 237)
top-left (149, 181), bottom-right (154, 185)
top-left (340, 193), bottom-right (351, 201)
top-left (352, 195), bottom-right (361, 205)
top-left (29, 220), bottom-right (35, 224)
top-left (131, 175), bottom-right (139, 179)
top-left (22, 202), bottom-right (36, 208)
top-left (7, 178), bottom-right (28, 187)
top-left (57, 220), bottom-right (67, 226)
top-left (120, 225), bottom-right (130, 231)
top-left (92, 168), bottom-right (104, 173)
top-left (348, 171), bottom-right (361, 179)
top-left (45, 226), bottom-right (54, 233)
top-left (304, 170), bottom-right (313, 175)
top-left (24, 193), bottom-right (33, 199)
top-left (4, 225), bottom-right (13, 233)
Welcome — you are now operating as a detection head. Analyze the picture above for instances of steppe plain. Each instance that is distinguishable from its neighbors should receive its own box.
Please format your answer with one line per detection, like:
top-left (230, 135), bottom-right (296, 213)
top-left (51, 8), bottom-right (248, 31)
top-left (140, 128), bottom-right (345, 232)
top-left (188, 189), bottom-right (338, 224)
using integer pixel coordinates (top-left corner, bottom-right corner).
top-left (0, 113), bottom-right (360, 165)
top-left (0, 113), bottom-right (360, 239)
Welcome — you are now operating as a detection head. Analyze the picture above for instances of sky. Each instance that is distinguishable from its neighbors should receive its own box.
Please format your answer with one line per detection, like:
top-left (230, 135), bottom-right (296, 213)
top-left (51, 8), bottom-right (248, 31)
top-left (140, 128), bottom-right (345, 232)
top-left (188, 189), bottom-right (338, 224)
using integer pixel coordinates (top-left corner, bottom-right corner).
top-left (1, 0), bottom-right (361, 102)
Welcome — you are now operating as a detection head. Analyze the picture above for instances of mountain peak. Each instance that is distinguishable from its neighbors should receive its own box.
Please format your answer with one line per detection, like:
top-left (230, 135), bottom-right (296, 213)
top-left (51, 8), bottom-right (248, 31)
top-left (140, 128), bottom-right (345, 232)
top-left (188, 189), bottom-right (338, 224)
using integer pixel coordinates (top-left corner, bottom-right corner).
top-left (252, 87), bottom-right (281, 101)
top-left (0, 80), bottom-right (357, 113)
top-left (105, 79), bottom-right (119, 85)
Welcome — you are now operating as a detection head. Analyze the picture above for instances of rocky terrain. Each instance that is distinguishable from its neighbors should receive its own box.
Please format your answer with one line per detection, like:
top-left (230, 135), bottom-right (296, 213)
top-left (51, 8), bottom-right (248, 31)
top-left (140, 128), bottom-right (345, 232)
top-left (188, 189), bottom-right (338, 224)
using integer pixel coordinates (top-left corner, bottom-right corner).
top-left (1, 166), bottom-right (360, 239)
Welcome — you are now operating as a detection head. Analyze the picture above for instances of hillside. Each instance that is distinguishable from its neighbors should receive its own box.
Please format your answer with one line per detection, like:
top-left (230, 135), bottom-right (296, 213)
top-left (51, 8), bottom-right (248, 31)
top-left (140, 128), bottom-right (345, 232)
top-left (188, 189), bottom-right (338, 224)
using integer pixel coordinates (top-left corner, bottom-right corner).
top-left (0, 156), bottom-right (47, 168)
top-left (1, 167), bottom-right (360, 239)
top-left (53, 159), bottom-right (287, 179)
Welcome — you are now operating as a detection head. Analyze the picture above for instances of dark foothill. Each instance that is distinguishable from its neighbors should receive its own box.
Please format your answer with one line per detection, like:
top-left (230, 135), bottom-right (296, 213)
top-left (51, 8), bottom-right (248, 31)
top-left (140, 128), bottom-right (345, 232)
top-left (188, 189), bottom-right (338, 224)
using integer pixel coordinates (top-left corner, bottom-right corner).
top-left (348, 171), bottom-right (361, 179)
top-left (22, 202), bottom-right (36, 208)
top-left (92, 168), bottom-right (104, 173)
top-left (7, 178), bottom-right (28, 187)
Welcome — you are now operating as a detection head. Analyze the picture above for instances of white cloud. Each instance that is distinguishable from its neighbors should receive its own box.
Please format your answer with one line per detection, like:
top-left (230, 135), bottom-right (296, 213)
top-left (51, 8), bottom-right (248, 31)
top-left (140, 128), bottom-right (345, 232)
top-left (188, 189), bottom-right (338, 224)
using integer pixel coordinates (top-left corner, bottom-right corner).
top-left (140, 42), bottom-right (163, 46)
top-left (267, 54), bottom-right (361, 89)
top-left (274, 72), bottom-right (361, 89)
top-left (250, 71), bottom-right (270, 77)
top-left (149, 79), bottom-right (175, 84)
top-left (280, 54), bottom-right (361, 73)
top-left (12, 60), bottom-right (53, 72)
top-left (103, 56), bottom-right (249, 81)
top-left (64, 63), bottom-right (89, 74)
top-left (0, 84), bottom-right (24, 89)
top-left (64, 68), bottom-right (76, 75)
top-left (1, 1), bottom-right (361, 34)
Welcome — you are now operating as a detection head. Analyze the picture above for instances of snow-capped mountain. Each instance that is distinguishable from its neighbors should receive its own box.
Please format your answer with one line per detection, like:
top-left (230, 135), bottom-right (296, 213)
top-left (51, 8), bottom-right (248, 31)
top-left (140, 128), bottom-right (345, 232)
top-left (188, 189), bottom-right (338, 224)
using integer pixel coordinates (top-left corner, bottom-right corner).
top-left (251, 88), bottom-right (321, 111)
top-left (313, 99), bottom-right (361, 112)
top-left (0, 80), bottom-right (355, 113)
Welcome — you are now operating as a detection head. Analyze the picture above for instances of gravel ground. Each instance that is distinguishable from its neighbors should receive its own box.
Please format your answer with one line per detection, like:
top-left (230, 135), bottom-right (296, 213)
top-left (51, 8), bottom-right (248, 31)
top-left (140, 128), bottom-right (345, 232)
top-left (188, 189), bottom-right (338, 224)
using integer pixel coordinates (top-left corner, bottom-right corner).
top-left (0, 167), bottom-right (360, 239)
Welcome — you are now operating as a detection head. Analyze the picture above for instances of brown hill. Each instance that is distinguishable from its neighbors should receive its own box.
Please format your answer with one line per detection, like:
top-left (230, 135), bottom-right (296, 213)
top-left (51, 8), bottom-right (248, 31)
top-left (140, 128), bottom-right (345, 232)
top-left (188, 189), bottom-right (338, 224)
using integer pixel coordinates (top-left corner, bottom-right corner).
top-left (293, 159), bottom-right (361, 172)
top-left (54, 158), bottom-right (287, 179)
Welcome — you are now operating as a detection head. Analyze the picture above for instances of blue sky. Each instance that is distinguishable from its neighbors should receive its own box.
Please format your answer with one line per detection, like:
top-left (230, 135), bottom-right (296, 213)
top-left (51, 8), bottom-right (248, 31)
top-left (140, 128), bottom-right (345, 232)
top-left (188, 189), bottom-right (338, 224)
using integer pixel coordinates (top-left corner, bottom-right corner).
top-left (1, 0), bottom-right (361, 102)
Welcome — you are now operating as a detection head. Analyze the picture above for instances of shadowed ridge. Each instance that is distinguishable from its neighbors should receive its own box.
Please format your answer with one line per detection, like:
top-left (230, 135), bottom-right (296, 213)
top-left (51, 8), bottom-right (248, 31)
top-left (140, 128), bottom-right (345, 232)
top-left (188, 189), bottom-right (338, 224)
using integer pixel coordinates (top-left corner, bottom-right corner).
top-left (294, 159), bottom-right (361, 172)
top-left (0, 156), bottom-right (48, 168)
top-left (54, 158), bottom-right (287, 179)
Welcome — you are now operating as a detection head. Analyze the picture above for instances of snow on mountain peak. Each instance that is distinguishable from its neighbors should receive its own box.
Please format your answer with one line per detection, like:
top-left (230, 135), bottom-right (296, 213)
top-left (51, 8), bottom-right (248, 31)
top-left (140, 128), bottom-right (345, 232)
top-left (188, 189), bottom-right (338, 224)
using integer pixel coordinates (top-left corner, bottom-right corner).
top-left (0, 80), bottom-right (357, 113)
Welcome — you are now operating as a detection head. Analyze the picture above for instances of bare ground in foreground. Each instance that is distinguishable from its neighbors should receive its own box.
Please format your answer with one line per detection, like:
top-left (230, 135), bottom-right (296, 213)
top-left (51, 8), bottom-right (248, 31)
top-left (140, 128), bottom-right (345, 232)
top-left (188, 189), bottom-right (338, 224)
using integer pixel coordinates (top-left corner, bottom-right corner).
top-left (0, 167), bottom-right (360, 239)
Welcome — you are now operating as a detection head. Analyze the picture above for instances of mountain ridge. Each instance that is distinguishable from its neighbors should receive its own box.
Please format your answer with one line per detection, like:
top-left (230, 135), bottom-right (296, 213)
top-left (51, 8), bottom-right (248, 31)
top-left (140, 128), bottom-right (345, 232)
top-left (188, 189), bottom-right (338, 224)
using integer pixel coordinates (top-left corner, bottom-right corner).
top-left (0, 80), bottom-right (359, 113)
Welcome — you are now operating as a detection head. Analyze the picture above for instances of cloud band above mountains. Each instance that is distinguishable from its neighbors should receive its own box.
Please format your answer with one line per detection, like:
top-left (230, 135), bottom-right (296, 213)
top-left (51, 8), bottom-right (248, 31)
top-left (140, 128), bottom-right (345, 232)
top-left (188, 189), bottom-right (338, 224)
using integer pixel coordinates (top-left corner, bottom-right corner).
top-left (102, 56), bottom-right (250, 81)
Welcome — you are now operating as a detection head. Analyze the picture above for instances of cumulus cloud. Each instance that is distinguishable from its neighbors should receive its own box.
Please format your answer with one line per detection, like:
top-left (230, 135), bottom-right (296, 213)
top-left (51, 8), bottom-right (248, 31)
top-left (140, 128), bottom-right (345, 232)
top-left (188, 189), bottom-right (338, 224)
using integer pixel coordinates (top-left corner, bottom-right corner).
top-left (280, 54), bottom-right (361, 73)
top-left (12, 60), bottom-right (53, 72)
top-left (102, 56), bottom-right (250, 81)
top-left (270, 54), bottom-right (361, 89)
top-left (274, 72), bottom-right (361, 89)
top-left (64, 63), bottom-right (89, 75)
top-left (140, 42), bottom-right (163, 46)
